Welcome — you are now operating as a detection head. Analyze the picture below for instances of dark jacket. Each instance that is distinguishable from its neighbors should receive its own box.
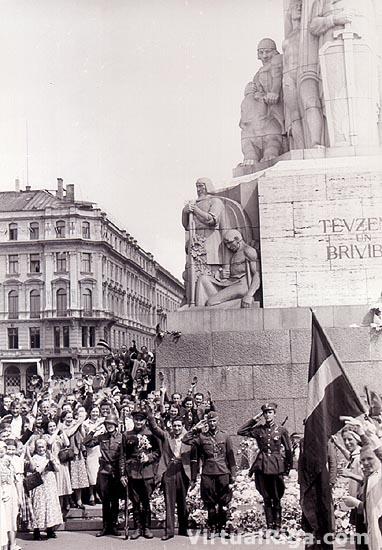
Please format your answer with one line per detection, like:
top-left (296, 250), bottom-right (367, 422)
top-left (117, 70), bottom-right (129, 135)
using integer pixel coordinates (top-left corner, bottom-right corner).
top-left (182, 427), bottom-right (236, 480)
top-left (119, 427), bottom-right (160, 480)
top-left (238, 418), bottom-right (292, 475)
top-left (83, 430), bottom-right (122, 475)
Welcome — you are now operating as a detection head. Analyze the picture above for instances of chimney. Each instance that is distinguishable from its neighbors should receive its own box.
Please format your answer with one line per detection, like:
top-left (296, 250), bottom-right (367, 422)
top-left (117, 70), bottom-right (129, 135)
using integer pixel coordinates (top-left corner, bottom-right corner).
top-left (66, 184), bottom-right (75, 202)
top-left (56, 178), bottom-right (64, 199)
top-left (25, 185), bottom-right (31, 191)
top-left (15, 178), bottom-right (20, 192)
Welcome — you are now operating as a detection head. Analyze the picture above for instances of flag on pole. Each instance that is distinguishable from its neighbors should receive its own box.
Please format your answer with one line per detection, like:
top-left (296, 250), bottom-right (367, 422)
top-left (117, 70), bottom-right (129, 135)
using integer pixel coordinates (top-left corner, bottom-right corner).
top-left (97, 339), bottom-right (112, 353)
top-left (300, 309), bottom-right (366, 543)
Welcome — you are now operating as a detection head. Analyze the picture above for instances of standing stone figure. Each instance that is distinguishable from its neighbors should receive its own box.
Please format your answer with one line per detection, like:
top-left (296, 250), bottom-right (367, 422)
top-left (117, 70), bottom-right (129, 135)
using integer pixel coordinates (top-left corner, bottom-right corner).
top-left (283, 0), bottom-right (305, 149)
top-left (181, 178), bottom-right (227, 305)
top-left (297, 0), bottom-right (379, 148)
top-left (195, 229), bottom-right (260, 308)
top-left (239, 38), bottom-right (285, 165)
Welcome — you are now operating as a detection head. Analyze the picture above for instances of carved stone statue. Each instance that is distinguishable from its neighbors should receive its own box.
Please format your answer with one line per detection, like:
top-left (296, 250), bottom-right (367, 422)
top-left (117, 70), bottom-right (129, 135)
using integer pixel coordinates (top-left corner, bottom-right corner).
top-left (297, 0), bottom-right (380, 148)
top-left (283, 0), bottom-right (305, 149)
top-left (195, 229), bottom-right (260, 308)
top-left (181, 179), bottom-right (255, 307)
top-left (239, 38), bottom-right (285, 165)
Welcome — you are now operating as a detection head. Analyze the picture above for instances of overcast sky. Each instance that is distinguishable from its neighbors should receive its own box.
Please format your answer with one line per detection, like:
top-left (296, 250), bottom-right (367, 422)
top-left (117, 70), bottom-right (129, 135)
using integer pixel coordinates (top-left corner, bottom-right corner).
top-left (0, 0), bottom-right (284, 280)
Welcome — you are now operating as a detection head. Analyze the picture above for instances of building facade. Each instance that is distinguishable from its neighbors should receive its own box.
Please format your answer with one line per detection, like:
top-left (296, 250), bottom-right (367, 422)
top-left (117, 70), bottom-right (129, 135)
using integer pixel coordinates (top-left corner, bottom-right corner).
top-left (0, 179), bottom-right (184, 394)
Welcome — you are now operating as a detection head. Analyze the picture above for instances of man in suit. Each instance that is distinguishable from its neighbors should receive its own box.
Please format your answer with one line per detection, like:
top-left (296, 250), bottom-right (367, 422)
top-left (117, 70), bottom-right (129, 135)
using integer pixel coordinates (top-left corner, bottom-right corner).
top-left (237, 402), bottom-right (292, 534)
top-left (146, 405), bottom-right (196, 540)
top-left (120, 410), bottom-right (160, 540)
top-left (183, 411), bottom-right (236, 538)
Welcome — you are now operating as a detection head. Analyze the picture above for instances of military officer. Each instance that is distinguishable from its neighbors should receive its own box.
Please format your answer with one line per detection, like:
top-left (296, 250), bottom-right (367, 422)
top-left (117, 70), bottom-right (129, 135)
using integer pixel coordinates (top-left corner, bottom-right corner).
top-left (119, 410), bottom-right (160, 540)
top-left (182, 411), bottom-right (236, 538)
top-left (237, 402), bottom-right (292, 533)
top-left (83, 413), bottom-right (123, 537)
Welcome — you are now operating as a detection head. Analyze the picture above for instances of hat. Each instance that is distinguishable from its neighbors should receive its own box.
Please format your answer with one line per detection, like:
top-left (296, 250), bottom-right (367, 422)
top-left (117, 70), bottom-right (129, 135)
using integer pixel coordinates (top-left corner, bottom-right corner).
top-left (261, 402), bottom-right (277, 412)
top-left (369, 391), bottom-right (382, 417)
top-left (206, 411), bottom-right (218, 420)
top-left (132, 411), bottom-right (147, 420)
top-left (104, 414), bottom-right (119, 427)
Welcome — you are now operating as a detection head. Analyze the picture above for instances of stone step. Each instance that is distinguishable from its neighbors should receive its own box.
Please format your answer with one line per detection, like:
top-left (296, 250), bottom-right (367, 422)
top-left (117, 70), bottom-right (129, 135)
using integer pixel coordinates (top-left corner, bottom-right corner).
top-left (66, 506), bottom-right (102, 519)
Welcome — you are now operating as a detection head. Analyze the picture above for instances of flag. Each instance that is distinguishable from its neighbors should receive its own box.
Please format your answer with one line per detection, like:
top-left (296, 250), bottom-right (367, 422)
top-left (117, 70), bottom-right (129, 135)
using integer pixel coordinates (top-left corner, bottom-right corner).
top-left (97, 339), bottom-right (112, 353)
top-left (300, 310), bottom-right (366, 541)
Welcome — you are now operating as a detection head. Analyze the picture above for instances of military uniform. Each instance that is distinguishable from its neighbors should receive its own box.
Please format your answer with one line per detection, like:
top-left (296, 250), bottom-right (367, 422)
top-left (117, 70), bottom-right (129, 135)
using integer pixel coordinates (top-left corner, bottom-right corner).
top-left (237, 403), bottom-right (292, 531)
top-left (83, 415), bottom-right (123, 536)
top-left (119, 412), bottom-right (160, 538)
top-left (183, 412), bottom-right (236, 533)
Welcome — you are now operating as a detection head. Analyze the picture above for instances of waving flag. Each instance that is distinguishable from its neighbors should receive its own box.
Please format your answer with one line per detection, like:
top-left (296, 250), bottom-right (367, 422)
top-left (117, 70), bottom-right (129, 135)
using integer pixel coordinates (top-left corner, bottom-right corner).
top-left (300, 310), bottom-right (366, 544)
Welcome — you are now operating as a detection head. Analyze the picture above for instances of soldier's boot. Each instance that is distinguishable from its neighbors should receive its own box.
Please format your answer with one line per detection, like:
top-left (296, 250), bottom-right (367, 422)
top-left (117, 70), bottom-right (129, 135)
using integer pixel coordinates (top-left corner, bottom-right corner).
top-left (263, 505), bottom-right (275, 538)
top-left (207, 507), bottom-right (217, 539)
top-left (217, 505), bottom-right (230, 539)
top-left (273, 505), bottom-right (282, 537)
top-left (142, 510), bottom-right (154, 539)
top-left (129, 511), bottom-right (142, 540)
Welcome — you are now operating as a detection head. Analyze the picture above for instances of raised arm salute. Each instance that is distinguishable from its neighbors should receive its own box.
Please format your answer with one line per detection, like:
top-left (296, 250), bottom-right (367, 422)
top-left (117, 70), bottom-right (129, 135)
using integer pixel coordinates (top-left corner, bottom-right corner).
top-left (237, 402), bottom-right (292, 536)
top-left (183, 411), bottom-right (236, 539)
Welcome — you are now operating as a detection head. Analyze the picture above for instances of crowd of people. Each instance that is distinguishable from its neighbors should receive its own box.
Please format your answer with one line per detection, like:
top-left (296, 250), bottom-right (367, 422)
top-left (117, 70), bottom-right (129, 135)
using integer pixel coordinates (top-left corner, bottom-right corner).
top-left (1, 339), bottom-right (382, 548)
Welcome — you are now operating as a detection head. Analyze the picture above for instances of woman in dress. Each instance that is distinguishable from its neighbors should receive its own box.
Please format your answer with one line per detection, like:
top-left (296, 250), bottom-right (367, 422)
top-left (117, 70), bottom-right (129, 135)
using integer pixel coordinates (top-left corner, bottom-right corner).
top-left (43, 420), bottom-right (72, 516)
top-left (0, 440), bottom-right (20, 550)
top-left (28, 438), bottom-right (63, 540)
top-left (83, 406), bottom-right (103, 505)
top-left (59, 408), bottom-right (89, 509)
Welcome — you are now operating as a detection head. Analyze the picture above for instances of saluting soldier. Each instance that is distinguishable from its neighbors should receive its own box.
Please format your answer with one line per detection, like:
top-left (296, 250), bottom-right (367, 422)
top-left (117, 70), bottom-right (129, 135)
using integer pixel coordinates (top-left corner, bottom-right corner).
top-left (237, 402), bottom-right (292, 534)
top-left (182, 411), bottom-right (236, 538)
top-left (82, 413), bottom-right (123, 537)
top-left (119, 410), bottom-right (160, 540)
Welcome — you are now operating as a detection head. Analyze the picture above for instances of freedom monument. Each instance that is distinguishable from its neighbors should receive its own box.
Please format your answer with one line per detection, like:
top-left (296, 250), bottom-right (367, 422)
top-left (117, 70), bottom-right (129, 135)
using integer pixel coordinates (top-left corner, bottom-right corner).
top-left (157, 0), bottom-right (382, 435)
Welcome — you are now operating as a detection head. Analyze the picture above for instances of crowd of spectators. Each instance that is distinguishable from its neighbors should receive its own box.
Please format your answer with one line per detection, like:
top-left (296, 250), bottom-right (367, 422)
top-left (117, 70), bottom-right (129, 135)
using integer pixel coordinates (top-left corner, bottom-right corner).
top-left (0, 340), bottom-right (215, 546)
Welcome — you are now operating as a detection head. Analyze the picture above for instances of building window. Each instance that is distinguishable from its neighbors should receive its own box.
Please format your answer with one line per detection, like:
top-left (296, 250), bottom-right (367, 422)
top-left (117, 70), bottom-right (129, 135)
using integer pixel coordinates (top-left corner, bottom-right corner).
top-left (63, 326), bottom-right (70, 348)
top-left (81, 253), bottom-right (92, 273)
top-left (55, 220), bottom-right (66, 238)
top-left (89, 326), bottom-right (95, 347)
top-left (56, 252), bottom-right (67, 272)
top-left (8, 328), bottom-right (18, 349)
top-left (8, 291), bottom-right (19, 319)
top-left (30, 290), bottom-right (41, 318)
top-left (29, 222), bottom-right (39, 240)
top-left (82, 288), bottom-right (92, 314)
top-left (9, 223), bottom-right (18, 241)
top-left (29, 253), bottom-right (41, 273)
top-left (56, 288), bottom-right (67, 316)
top-left (81, 326), bottom-right (87, 347)
top-left (30, 327), bottom-right (40, 349)
top-left (54, 326), bottom-right (60, 348)
top-left (8, 255), bottom-right (19, 275)
top-left (82, 221), bottom-right (90, 239)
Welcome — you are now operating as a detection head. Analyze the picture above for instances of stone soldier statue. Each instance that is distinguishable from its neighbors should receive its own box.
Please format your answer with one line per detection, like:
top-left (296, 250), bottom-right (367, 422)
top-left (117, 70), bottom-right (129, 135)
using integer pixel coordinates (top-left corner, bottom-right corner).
top-left (283, 0), bottom-right (306, 149)
top-left (195, 229), bottom-right (260, 308)
top-left (237, 403), bottom-right (293, 534)
top-left (239, 38), bottom-right (285, 165)
top-left (183, 411), bottom-right (237, 538)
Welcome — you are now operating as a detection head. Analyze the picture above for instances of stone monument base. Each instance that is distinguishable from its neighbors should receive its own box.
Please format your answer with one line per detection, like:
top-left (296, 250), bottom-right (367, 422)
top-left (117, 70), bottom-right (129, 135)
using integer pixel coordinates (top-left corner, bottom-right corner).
top-left (157, 305), bottom-right (380, 443)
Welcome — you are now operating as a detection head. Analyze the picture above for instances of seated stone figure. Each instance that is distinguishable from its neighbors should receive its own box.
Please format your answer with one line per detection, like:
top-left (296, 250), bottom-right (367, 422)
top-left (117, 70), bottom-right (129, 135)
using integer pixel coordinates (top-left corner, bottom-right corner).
top-left (195, 229), bottom-right (260, 308)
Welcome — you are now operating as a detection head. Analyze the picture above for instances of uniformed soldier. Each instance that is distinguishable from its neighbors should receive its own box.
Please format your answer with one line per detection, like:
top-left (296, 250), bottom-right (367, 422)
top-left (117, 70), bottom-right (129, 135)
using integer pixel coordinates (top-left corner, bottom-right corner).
top-left (237, 402), bottom-right (292, 533)
top-left (83, 413), bottom-right (123, 537)
top-left (182, 411), bottom-right (236, 538)
top-left (119, 410), bottom-right (160, 540)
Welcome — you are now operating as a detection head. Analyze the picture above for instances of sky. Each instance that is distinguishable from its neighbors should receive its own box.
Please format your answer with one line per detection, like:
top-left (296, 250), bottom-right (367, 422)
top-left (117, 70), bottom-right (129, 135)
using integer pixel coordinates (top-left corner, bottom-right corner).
top-left (0, 0), bottom-right (284, 280)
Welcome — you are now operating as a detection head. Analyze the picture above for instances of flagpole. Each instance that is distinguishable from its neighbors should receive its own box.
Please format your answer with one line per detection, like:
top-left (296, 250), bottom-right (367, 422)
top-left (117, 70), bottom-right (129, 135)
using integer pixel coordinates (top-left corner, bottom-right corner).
top-left (310, 308), bottom-right (367, 413)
